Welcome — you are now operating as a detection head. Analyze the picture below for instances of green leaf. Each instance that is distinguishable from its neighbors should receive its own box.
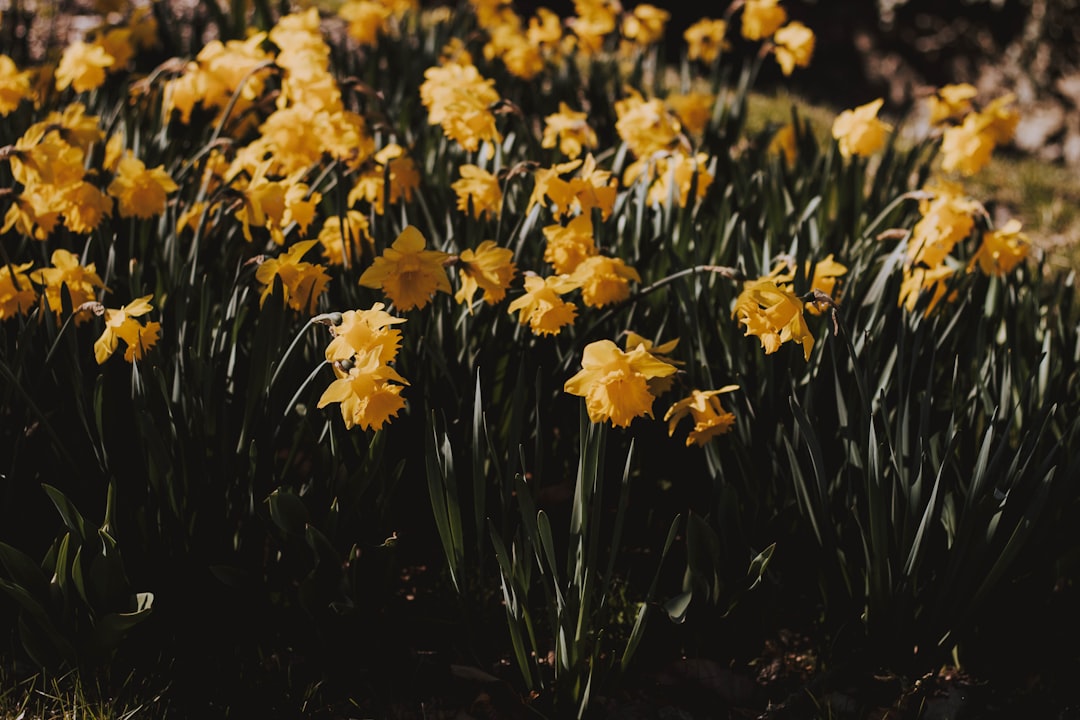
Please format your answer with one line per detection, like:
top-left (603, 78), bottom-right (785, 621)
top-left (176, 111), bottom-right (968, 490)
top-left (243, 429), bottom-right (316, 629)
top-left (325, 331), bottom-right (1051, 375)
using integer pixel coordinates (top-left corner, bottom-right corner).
top-left (663, 590), bottom-right (692, 624)
top-left (266, 488), bottom-right (309, 536)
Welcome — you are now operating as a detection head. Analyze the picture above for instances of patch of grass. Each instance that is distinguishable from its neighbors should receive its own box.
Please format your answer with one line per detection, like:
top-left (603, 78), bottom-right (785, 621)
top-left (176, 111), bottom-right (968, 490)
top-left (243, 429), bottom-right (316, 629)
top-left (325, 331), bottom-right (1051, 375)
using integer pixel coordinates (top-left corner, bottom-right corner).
top-left (746, 91), bottom-right (1080, 272)
top-left (969, 153), bottom-right (1080, 273)
top-left (0, 666), bottom-right (164, 720)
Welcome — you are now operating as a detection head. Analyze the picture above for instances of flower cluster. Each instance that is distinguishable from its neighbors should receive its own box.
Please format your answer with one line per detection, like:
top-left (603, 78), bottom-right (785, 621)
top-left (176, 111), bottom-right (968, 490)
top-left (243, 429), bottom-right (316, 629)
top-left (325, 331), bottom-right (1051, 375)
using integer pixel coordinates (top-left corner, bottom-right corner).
top-left (939, 92), bottom-right (1019, 176)
top-left (735, 256), bottom-right (847, 360)
top-left (317, 304), bottom-right (409, 431)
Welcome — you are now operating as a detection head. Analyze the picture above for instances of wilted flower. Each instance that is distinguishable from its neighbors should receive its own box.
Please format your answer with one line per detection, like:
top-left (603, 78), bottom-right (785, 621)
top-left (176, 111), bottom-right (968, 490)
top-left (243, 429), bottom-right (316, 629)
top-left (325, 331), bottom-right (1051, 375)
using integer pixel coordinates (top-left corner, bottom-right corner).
top-left (664, 386), bottom-right (739, 447)
top-left (507, 273), bottom-right (579, 336)
top-left (358, 225), bottom-right (451, 311)
top-left (564, 339), bottom-right (677, 428)
top-left (256, 239), bottom-right (332, 314)
top-left (455, 240), bottom-right (517, 311)
top-left (832, 98), bottom-right (891, 158)
top-left (970, 219), bottom-right (1030, 276)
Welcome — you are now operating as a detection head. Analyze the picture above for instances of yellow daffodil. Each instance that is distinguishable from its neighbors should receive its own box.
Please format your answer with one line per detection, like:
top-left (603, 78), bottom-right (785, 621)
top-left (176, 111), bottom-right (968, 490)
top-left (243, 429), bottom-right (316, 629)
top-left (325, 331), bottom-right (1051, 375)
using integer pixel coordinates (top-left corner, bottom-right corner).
top-left (646, 151), bottom-right (714, 207)
top-left (30, 249), bottom-right (105, 323)
top-left (569, 0), bottom-right (618, 55)
top-left (484, 23), bottom-right (545, 81)
top-left (899, 263), bottom-right (956, 315)
top-left (94, 295), bottom-right (160, 363)
top-left (318, 348), bottom-right (409, 431)
top-left (542, 103), bottom-right (598, 160)
top-left (358, 225), bottom-right (451, 311)
top-left (61, 181), bottom-right (113, 234)
top-left (55, 41), bottom-right (114, 92)
top-left (907, 180), bottom-right (979, 268)
top-left (570, 255), bottom-right (641, 308)
top-left (665, 92), bottom-right (715, 138)
top-left (832, 98), bottom-right (892, 159)
top-left (107, 154), bottom-right (178, 219)
top-left (928, 83), bottom-right (977, 126)
top-left (621, 4), bottom-right (670, 46)
top-left (615, 89), bottom-right (681, 160)
top-left (339, 0), bottom-right (392, 46)
top-left (624, 331), bottom-right (680, 398)
top-left (0, 262), bottom-right (37, 321)
top-left (769, 123), bottom-right (798, 165)
top-left (452, 165), bottom-right (503, 220)
top-left (543, 214), bottom-right (598, 274)
top-left (940, 94), bottom-right (1017, 176)
top-left (507, 273), bottom-right (579, 336)
top-left (741, 0), bottom-right (787, 41)
top-left (564, 339), bottom-right (677, 428)
top-left (970, 219), bottom-right (1030, 276)
top-left (734, 279), bottom-right (814, 360)
top-left (420, 61), bottom-right (502, 151)
top-left (455, 241), bottom-right (517, 311)
top-left (940, 113), bottom-right (996, 176)
top-left (324, 303), bottom-right (406, 364)
top-left (0, 55), bottom-right (33, 116)
top-left (773, 21), bottom-right (814, 76)
top-left (664, 386), bottom-right (739, 447)
top-left (348, 144), bottom-right (420, 215)
top-left (318, 211), bottom-right (372, 266)
top-left (256, 239), bottom-right (332, 314)
top-left (683, 18), bottom-right (728, 63)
